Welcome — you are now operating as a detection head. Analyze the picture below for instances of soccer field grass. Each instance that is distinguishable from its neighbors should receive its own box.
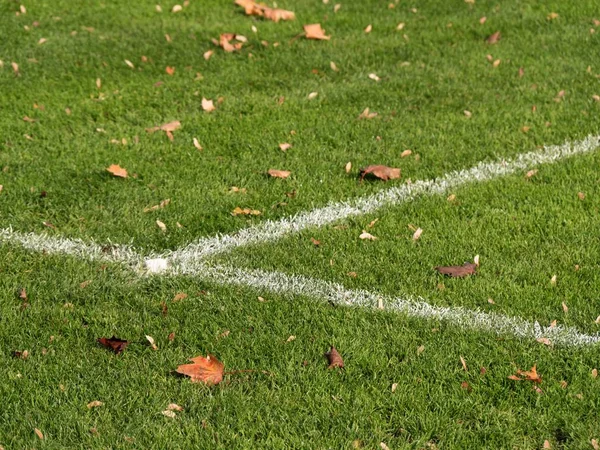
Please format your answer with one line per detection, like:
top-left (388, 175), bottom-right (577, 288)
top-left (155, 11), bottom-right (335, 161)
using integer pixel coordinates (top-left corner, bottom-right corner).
top-left (1, 0), bottom-right (600, 448)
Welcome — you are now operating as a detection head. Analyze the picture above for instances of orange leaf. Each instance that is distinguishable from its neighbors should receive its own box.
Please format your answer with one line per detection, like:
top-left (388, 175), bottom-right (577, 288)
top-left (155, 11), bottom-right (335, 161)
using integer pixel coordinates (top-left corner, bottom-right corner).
top-left (435, 262), bottom-right (477, 278)
top-left (165, 66), bottom-right (175, 75)
top-left (517, 364), bottom-right (542, 384)
top-left (267, 169), bottom-right (291, 179)
top-left (359, 165), bottom-right (401, 181)
top-left (176, 354), bottom-right (225, 385)
top-left (106, 164), bottom-right (128, 178)
top-left (219, 33), bottom-right (243, 52)
top-left (325, 346), bottom-right (344, 369)
top-left (304, 23), bottom-right (330, 40)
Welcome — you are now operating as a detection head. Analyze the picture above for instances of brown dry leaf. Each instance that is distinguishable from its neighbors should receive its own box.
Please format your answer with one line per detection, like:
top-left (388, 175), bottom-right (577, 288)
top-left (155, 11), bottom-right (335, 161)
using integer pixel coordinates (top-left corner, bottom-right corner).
top-left (461, 381), bottom-right (472, 391)
top-left (547, 12), bottom-right (559, 20)
top-left (267, 169), bottom-right (291, 179)
top-left (562, 301), bottom-right (568, 313)
top-left (156, 220), bottom-right (167, 232)
top-left (203, 50), bottom-right (214, 60)
top-left (232, 207), bottom-right (261, 216)
top-left (359, 231), bottom-right (377, 240)
top-left (359, 165), bottom-right (401, 181)
top-left (167, 403), bottom-right (184, 412)
top-left (235, 0), bottom-right (295, 22)
top-left (173, 292), bottom-right (188, 302)
top-left (325, 346), bottom-right (344, 368)
top-left (479, 16), bottom-right (487, 24)
top-left (97, 336), bottom-right (130, 354)
top-left (486, 31), bottom-right (501, 44)
top-left (435, 262), bottom-right (477, 278)
top-left (106, 164), bottom-right (128, 178)
top-left (310, 237), bottom-right (321, 246)
top-left (401, 149), bottom-right (412, 158)
top-left (364, 24), bottom-right (372, 33)
top-left (493, 59), bottom-right (501, 67)
top-left (279, 142), bottom-right (292, 151)
top-left (304, 23), bottom-right (330, 40)
top-left (537, 337), bottom-right (552, 346)
top-left (34, 428), bottom-right (44, 440)
top-left (219, 33), bottom-right (243, 52)
top-left (202, 97), bottom-right (216, 112)
top-left (162, 410), bottom-right (177, 418)
top-left (165, 66), bottom-right (175, 75)
top-left (144, 198), bottom-right (171, 213)
top-left (176, 354), bottom-right (225, 384)
top-left (460, 356), bottom-right (468, 371)
top-left (543, 440), bottom-right (551, 449)
top-left (358, 107), bottom-right (377, 119)
top-left (87, 400), bottom-right (103, 409)
top-left (517, 365), bottom-right (543, 384)
top-left (525, 169), bottom-right (538, 179)
top-left (11, 62), bottom-right (20, 75)
top-left (592, 368), bottom-right (598, 378)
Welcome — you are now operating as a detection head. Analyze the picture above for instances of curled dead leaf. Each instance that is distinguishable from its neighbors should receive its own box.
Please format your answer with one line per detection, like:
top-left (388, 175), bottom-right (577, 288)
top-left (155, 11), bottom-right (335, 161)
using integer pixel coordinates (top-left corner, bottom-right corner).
top-left (360, 165), bottom-right (401, 181)
top-left (97, 336), bottom-right (130, 354)
top-left (359, 231), bottom-right (376, 240)
top-left (235, 0), bottom-right (295, 22)
top-left (325, 346), bottom-right (344, 369)
top-left (358, 107), bottom-right (377, 119)
top-left (87, 400), bottom-right (103, 409)
top-left (232, 207), bottom-right (261, 216)
top-left (435, 262), bottom-right (477, 278)
top-left (486, 31), bottom-right (501, 44)
top-left (202, 98), bottom-right (216, 112)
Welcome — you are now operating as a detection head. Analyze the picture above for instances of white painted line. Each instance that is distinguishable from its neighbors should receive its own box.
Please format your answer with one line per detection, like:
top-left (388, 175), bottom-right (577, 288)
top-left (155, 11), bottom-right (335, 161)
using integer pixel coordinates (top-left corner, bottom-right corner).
top-left (164, 261), bottom-right (600, 348)
top-left (157, 134), bottom-right (600, 264)
top-left (2, 228), bottom-right (598, 348)
top-left (0, 227), bottom-right (140, 266)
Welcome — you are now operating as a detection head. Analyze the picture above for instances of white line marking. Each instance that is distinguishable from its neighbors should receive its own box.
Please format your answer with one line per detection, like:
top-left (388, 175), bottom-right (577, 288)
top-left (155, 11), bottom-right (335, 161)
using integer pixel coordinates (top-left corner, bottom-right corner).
top-left (158, 134), bottom-right (600, 264)
top-left (2, 229), bottom-right (599, 347)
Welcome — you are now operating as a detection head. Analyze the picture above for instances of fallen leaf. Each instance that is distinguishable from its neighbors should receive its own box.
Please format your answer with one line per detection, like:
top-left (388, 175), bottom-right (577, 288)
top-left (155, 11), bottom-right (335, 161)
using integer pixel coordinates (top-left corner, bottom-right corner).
top-left (168, 332), bottom-right (176, 341)
top-left (310, 237), bottom-right (320, 246)
top-left (525, 169), bottom-right (538, 179)
top-left (144, 198), bottom-right (171, 212)
top-left (156, 220), bottom-right (167, 232)
top-left (359, 231), bottom-right (377, 240)
top-left (345, 161), bottom-right (352, 173)
top-left (460, 356), bottom-right (468, 371)
top-left (593, 95), bottom-right (600, 102)
top-left (176, 354), bottom-right (224, 384)
top-left (364, 24), bottom-right (372, 33)
top-left (235, 0), bottom-right (295, 22)
top-left (232, 207), bottom-right (261, 216)
top-left (493, 59), bottom-right (501, 67)
top-left (537, 337), bottom-right (552, 346)
top-left (172, 4), bottom-right (182, 12)
top-left (34, 428), bottom-right (44, 440)
top-left (417, 345), bottom-right (425, 355)
top-left (286, 335), bottom-right (296, 342)
top-left (359, 165), bottom-right (401, 181)
top-left (358, 107), bottom-right (377, 119)
top-left (307, 91), bottom-right (318, 100)
top-left (167, 403), bottom-right (184, 411)
top-left (592, 368), bottom-right (598, 378)
top-left (203, 50), bottom-right (214, 60)
top-left (510, 364), bottom-right (542, 383)
top-left (562, 301), bottom-right (568, 313)
top-left (279, 142), bottom-right (292, 151)
top-left (368, 73), bottom-right (380, 81)
top-left (218, 33), bottom-right (243, 52)
top-left (97, 336), bottom-right (130, 354)
top-left (202, 97), bottom-right (216, 112)
top-left (486, 31), bottom-right (501, 44)
top-left (479, 16), bottom-right (487, 24)
top-left (11, 62), bottom-right (20, 74)
top-left (106, 164), bottom-right (128, 178)
top-left (87, 400), bottom-right (103, 409)
top-left (325, 346), bottom-right (344, 368)
top-left (461, 381), bottom-right (472, 391)
top-left (162, 410), bottom-right (177, 418)
top-left (330, 61), bottom-right (339, 71)
top-left (304, 23), bottom-right (330, 40)
top-left (435, 262), bottom-right (477, 278)
top-left (380, 443), bottom-right (391, 450)
top-left (547, 12), bottom-right (559, 20)
top-left (173, 292), bottom-right (188, 302)
top-left (463, 110), bottom-right (472, 118)
top-left (146, 335), bottom-right (158, 350)
top-left (412, 227), bottom-right (423, 241)
top-left (577, 192), bottom-right (585, 200)
top-left (543, 440), bottom-right (551, 449)
top-left (267, 169), bottom-right (291, 179)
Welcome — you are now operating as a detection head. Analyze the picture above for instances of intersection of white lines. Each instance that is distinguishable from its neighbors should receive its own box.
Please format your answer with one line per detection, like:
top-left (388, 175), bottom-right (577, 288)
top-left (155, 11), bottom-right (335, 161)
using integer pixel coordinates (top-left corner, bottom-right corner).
top-left (2, 134), bottom-right (600, 347)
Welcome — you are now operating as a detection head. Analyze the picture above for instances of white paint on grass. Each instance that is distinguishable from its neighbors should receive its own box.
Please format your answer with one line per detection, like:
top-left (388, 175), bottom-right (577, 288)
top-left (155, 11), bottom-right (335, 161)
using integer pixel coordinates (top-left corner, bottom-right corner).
top-left (2, 228), bottom-right (599, 348)
top-left (2, 134), bottom-right (600, 348)
top-left (158, 134), bottom-right (600, 264)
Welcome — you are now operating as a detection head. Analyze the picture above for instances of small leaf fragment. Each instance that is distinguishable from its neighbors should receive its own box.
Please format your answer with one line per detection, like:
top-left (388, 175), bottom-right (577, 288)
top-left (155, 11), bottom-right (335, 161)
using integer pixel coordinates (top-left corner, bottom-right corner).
top-left (359, 231), bottom-right (377, 240)
top-left (87, 400), bottom-right (103, 409)
top-left (486, 31), bottom-right (501, 44)
top-left (267, 169), bottom-right (291, 179)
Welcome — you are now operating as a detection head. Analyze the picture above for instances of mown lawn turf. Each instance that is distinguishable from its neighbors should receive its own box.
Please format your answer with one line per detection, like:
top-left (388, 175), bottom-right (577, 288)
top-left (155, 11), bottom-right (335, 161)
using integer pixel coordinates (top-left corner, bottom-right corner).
top-left (1, 0), bottom-right (600, 448)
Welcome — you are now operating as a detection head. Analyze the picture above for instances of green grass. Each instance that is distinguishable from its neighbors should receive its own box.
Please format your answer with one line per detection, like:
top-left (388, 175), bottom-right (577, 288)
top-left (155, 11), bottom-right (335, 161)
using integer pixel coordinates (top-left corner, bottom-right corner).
top-left (1, 0), bottom-right (600, 448)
